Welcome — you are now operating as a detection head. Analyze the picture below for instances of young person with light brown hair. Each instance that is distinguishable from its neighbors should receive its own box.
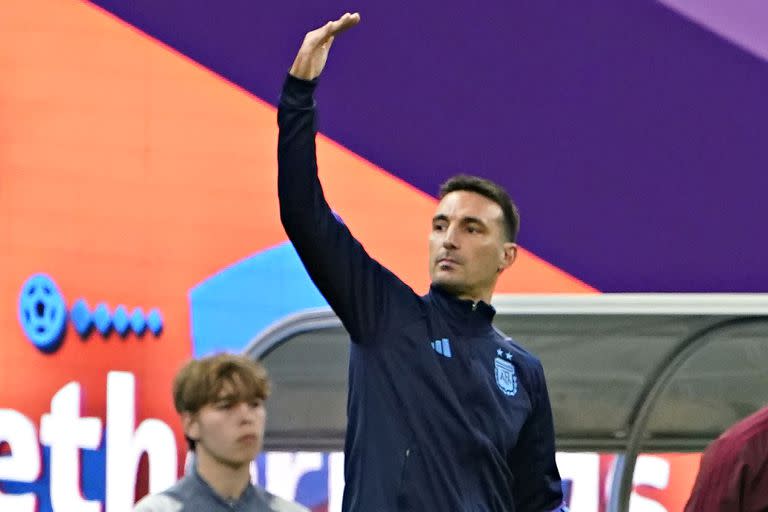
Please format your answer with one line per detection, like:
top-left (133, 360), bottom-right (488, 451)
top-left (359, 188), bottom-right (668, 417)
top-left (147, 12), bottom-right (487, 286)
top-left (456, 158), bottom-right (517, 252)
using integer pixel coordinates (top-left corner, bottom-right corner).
top-left (134, 353), bottom-right (308, 512)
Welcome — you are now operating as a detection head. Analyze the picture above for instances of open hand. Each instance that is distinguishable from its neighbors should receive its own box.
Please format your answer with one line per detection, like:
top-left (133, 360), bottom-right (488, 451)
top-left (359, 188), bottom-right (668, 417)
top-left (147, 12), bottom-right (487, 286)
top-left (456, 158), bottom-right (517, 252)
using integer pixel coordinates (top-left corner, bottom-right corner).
top-left (289, 12), bottom-right (361, 80)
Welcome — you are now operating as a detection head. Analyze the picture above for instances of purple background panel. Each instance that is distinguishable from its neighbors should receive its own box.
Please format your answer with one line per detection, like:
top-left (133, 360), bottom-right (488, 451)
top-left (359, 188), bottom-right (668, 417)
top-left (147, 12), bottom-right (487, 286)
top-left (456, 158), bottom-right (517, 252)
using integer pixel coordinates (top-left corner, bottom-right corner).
top-left (89, 1), bottom-right (768, 292)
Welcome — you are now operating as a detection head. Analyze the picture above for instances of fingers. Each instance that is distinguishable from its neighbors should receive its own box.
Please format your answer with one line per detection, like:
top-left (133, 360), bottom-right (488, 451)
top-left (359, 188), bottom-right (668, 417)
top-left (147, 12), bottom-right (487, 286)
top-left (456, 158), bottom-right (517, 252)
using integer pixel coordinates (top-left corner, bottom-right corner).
top-left (311, 12), bottom-right (359, 47)
top-left (327, 12), bottom-right (360, 37)
top-left (290, 12), bottom-right (360, 80)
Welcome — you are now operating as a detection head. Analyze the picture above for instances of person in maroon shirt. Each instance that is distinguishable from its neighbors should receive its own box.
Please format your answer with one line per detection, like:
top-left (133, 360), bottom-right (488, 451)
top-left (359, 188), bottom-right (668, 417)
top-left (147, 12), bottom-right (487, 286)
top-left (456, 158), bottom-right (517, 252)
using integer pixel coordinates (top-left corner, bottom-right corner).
top-left (685, 404), bottom-right (768, 512)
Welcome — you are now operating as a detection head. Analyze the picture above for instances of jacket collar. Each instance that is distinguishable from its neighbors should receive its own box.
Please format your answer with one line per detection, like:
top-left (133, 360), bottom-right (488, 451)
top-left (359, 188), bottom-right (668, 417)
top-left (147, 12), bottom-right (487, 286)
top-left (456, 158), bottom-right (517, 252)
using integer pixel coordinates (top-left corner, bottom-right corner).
top-left (191, 462), bottom-right (256, 507)
top-left (427, 283), bottom-right (496, 333)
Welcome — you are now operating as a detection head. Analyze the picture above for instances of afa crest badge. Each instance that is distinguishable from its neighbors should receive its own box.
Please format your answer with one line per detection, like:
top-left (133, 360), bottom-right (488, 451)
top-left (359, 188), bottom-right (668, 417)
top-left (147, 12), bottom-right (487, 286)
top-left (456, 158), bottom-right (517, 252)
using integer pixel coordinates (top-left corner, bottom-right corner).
top-left (494, 356), bottom-right (518, 396)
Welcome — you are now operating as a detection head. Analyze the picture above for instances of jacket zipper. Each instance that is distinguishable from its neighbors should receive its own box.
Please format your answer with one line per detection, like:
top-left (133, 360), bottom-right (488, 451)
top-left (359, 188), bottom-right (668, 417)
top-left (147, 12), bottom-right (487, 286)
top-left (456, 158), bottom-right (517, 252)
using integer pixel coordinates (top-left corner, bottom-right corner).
top-left (397, 448), bottom-right (412, 510)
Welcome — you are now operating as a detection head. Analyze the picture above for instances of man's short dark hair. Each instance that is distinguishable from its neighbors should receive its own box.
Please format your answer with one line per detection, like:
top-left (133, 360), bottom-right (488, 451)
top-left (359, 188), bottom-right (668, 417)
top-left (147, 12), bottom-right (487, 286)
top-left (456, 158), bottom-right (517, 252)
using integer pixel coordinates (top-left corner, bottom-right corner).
top-left (439, 175), bottom-right (520, 243)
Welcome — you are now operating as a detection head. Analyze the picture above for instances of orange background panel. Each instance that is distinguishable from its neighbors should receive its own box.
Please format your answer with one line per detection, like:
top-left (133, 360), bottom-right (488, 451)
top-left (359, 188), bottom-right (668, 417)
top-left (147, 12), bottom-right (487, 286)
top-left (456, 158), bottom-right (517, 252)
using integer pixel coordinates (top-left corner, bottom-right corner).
top-left (1, 0), bottom-right (287, 474)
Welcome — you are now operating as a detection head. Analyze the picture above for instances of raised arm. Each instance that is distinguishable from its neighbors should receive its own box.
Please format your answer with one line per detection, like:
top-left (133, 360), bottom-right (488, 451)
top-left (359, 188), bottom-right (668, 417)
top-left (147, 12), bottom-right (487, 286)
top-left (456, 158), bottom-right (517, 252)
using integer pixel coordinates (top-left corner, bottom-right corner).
top-left (277, 13), bottom-right (419, 343)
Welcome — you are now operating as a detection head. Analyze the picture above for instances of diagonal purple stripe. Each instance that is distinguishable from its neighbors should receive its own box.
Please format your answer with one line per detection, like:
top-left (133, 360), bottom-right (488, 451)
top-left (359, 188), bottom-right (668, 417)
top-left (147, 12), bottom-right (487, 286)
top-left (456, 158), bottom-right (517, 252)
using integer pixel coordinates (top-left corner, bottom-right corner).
top-left (659, 0), bottom-right (768, 62)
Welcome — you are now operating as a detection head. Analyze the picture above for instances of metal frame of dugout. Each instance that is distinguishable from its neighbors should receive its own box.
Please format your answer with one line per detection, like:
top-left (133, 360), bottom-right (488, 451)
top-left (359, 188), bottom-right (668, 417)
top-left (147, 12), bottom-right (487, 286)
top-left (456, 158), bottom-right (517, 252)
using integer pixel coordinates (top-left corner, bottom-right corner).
top-left (244, 294), bottom-right (768, 512)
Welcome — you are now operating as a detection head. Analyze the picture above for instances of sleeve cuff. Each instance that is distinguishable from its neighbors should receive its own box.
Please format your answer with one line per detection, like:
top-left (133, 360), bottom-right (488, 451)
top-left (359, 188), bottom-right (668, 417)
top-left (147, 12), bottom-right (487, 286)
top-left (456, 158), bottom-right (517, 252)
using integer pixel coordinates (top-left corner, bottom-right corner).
top-left (280, 73), bottom-right (319, 109)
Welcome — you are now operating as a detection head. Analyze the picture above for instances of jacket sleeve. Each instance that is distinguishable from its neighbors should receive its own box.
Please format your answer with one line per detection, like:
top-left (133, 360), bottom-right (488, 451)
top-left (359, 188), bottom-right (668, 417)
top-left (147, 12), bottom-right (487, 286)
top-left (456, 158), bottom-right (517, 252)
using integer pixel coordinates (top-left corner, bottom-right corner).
top-left (277, 74), bottom-right (420, 343)
top-left (683, 435), bottom-right (747, 512)
top-left (509, 361), bottom-right (566, 512)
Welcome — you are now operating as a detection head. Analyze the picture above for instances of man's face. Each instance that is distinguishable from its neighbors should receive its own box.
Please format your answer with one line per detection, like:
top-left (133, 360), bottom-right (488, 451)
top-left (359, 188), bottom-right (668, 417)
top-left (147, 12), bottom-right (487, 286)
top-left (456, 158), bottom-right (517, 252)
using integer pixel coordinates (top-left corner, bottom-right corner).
top-left (429, 190), bottom-right (516, 300)
top-left (184, 383), bottom-right (266, 469)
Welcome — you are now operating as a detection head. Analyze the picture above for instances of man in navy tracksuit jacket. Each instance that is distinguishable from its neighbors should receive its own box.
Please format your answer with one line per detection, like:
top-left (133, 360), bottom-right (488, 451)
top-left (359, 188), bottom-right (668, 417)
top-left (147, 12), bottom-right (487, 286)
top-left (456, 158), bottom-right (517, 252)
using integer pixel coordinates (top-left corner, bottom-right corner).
top-left (278, 13), bottom-right (566, 512)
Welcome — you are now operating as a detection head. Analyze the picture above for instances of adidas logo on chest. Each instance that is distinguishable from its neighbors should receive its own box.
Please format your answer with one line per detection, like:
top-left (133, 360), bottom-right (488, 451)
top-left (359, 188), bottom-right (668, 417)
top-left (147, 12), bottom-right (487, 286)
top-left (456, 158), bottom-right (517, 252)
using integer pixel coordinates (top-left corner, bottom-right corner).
top-left (430, 338), bottom-right (452, 358)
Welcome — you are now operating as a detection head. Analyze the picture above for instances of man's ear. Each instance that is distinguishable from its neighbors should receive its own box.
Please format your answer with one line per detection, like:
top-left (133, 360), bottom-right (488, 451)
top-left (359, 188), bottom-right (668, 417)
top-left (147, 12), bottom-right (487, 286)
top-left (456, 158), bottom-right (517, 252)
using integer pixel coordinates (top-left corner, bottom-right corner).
top-left (499, 243), bottom-right (518, 273)
top-left (182, 412), bottom-right (199, 442)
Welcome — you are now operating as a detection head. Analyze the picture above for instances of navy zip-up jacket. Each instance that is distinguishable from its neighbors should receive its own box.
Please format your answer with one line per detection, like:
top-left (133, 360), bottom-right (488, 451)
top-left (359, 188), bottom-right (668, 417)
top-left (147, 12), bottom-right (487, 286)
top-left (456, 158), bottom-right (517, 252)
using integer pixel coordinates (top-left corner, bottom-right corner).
top-left (278, 74), bottom-right (565, 512)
